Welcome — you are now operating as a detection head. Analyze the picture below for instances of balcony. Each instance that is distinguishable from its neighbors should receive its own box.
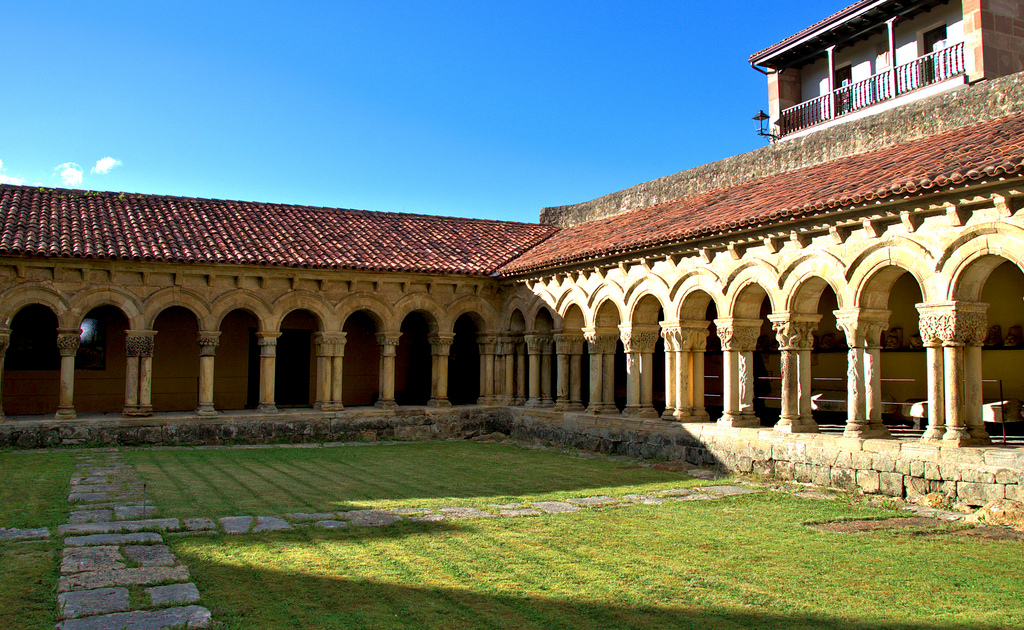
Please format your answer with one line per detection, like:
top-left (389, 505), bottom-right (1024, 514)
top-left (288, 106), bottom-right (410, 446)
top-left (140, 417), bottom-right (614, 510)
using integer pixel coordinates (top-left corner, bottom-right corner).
top-left (778, 42), bottom-right (965, 137)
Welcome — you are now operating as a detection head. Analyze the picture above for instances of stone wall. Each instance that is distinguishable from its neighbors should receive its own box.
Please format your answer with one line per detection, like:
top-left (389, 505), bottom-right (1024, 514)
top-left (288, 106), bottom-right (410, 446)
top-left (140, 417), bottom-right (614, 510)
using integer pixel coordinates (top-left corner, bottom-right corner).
top-left (0, 407), bottom-right (504, 449)
top-left (499, 409), bottom-right (1024, 507)
top-left (539, 70), bottom-right (1024, 228)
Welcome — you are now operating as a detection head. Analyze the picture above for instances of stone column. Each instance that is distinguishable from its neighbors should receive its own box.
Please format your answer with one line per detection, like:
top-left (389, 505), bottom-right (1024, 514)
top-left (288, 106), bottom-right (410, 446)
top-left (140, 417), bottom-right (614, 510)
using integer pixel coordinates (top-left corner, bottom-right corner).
top-left (427, 333), bottom-right (454, 408)
top-left (660, 323), bottom-right (682, 420)
top-left (375, 332), bottom-right (401, 408)
top-left (196, 331), bottom-right (221, 416)
top-left (768, 314), bottom-right (819, 433)
top-left (515, 337), bottom-right (526, 405)
top-left (313, 332), bottom-right (332, 410)
top-left (917, 302), bottom-right (990, 446)
top-left (524, 334), bottom-right (545, 407)
top-left (553, 334), bottom-right (571, 410)
top-left (0, 328), bottom-right (10, 419)
top-left (56, 328), bottom-right (81, 420)
top-left (714, 318), bottom-right (761, 427)
top-left (583, 330), bottom-right (616, 414)
top-left (687, 326), bottom-right (710, 421)
top-left (566, 335), bottom-right (585, 411)
top-left (499, 335), bottom-right (515, 405)
top-left (918, 315), bottom-right (946, 441)
top-left (477, 334), bottom-right (498, 405)
top-left (256, 331), bottom-right (281, 414)
top-left (835, 310), bottom-right (890, 438)
top-left (313, 332), bottom-right (347, 411)
top-left (620, 324), bottom-right (659, 418)
top-left (123, 331), bottom-right (157, 417)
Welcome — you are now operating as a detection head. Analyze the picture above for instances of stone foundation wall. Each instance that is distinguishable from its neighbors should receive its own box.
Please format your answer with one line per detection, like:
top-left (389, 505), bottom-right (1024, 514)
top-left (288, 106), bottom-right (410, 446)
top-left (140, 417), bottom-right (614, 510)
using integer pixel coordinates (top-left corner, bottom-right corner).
top-left (0, 407), bottom-right (504, 449)
top-left (539, 71), bottom-right (1024, 227)
top-left (500, 409), bottom-right (1024, 507)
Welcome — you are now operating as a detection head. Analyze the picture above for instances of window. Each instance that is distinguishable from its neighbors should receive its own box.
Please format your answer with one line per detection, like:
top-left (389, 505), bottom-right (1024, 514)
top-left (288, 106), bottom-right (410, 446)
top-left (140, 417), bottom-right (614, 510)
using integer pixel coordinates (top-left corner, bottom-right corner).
top-left (923, 25), bottom-right (947, 54)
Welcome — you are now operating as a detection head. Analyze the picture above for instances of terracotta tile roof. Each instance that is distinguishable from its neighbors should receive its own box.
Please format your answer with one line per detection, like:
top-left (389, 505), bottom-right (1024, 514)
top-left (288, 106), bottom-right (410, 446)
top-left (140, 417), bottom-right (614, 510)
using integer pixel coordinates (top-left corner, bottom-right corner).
top-left (498, 112), bottom-right (1024, 276)
top-left (0, 187), bottom-right (558, 276)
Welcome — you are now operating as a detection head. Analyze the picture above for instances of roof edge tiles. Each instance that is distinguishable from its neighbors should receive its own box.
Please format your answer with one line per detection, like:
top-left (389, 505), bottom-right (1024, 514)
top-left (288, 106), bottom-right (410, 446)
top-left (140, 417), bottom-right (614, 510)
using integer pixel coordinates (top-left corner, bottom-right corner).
top-left (498, 111), bottom-right (1024, 276)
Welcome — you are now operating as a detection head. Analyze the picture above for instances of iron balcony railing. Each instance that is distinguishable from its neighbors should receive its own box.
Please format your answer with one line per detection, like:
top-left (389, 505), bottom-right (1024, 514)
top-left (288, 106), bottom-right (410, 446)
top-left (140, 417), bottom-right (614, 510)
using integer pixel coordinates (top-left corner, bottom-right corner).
top-left (778, 41), bottom-right (965, 136)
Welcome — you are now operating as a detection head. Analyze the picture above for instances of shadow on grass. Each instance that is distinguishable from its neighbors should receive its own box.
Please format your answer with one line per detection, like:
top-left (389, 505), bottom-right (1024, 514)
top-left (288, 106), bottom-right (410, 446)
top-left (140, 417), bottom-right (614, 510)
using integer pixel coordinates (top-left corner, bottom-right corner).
top-left (182, 551), bottom-right (1004, 630)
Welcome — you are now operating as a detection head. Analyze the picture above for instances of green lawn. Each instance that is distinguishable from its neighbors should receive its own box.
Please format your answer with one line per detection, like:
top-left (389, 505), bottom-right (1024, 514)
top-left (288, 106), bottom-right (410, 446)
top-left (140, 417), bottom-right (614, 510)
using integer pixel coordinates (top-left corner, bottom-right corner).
top-left (0, 449), bottom-right (75, 629)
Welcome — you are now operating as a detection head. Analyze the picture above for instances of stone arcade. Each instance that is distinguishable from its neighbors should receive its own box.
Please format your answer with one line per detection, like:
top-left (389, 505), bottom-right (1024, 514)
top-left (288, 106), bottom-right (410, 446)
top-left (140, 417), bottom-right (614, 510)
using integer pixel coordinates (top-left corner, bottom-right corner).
top-left (1, 0), bottom-right (1023, 505)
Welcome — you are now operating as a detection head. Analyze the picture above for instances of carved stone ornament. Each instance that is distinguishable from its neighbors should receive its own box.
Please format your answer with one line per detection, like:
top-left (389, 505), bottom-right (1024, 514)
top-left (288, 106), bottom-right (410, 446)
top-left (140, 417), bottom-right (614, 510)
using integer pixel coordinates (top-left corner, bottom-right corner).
top-left (660, 326), bottom-right (683, 352)
top-left (0, 335), bottom-right (9, 357)
top-left (620, 328), bottom-right (659, 354)
top-left (56, 332), bottom-right (82, 357)
top-left (771, 319), bottom-right (816, 351)
top-left (834, 312), bottom-right (888, 349)
top-left (125, 335), bottom-right (156, 358)
top-left (197, 332), bottom-right (221, 357)
top-left (555, 334), bottom-right (585, 355)
top-left (918, 307), bottom-right (987, 346)
top-left (477, 334), bottom-right (499, 355)
top-left (716, 323), bottom-right (760, 352)
top-left (376, 333), bottom-right (401, 357)
top-left (682, 327), bottom-right (710, 352)
top-left (428, 333), bottom-right (455, 355)
top-left (584, 331), bottom-right (618, 355)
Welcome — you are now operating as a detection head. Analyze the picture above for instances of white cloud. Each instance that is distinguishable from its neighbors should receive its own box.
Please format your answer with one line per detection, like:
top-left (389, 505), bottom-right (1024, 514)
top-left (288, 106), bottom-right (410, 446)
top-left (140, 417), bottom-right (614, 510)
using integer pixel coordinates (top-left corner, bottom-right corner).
top-left (0, 159), bottom-right (28, 186)
top-left (55, 162), bottom-right (84, 187)
top-left (91, 157), bottom-right (121, 174)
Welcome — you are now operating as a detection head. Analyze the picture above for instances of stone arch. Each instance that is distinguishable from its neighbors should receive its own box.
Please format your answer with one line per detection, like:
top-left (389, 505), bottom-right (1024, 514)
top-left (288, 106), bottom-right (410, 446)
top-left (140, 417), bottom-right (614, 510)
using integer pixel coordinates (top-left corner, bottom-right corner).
top-left (337, 293), bottom-right (394, 331)
top-left (677, 286), bottom-right (718, 321)
top-left (526, 296), bottom-right (562, 331)
top-left (499, 293), bottom-right (532, 331)
top-left (622, 272), bottom-right (670, 309)
top-left (941, 229), bottom-right (1024, 301)
top-left (779, 252), bottom-right (849, 311)
top-left (68, 286), bottom-right (144, 329)
top-left (141, 287), bottom-right (212, 329)
top-left (627, 292), bottom-right (666, 325)
top-left (210, 290), bottom-right (273, 331)
top-left (721, 258), bottom-right (780, 298)
top-left (936, 223), bottom-right (1024, 275)
top-left (587, 284), bottom-right (627, 328)
top-left (443, 295), bottom-right (498, 333)
top-left (393, 293), bottom-right (444, 334)
top-left (0, 284), bottom-right (70, 328)
top-left (592, 296), bottom-right (624, 329)
top-left (724, 277), bottom-right (777, 319)
top-left (848, 242), bottom-right (935, 307)
top-left (668, 269), bottom-right (722, 305)
top-left (268, 291), bottom-right (338, 332)
top-left (555, 285), bottom-right (589, 318)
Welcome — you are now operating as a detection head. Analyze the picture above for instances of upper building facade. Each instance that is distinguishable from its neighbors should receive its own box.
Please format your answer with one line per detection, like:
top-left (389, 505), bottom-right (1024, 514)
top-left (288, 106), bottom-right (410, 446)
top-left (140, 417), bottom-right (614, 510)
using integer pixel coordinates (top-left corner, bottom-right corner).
top-left (750, 0), bottom-right (1024, 138)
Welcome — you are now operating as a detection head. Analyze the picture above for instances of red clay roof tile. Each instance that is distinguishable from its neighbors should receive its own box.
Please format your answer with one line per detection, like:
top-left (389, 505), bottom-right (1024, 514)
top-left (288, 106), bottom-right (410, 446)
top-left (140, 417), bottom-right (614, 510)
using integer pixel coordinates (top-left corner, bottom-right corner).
top-left (498, 112), bottom-right (1024, 275)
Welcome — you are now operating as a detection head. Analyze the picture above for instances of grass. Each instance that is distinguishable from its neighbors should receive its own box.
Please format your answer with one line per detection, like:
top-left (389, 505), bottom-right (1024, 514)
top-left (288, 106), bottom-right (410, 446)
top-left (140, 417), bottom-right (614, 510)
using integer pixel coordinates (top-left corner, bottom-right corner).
top-left (0, 449), bottom-right (75, 629)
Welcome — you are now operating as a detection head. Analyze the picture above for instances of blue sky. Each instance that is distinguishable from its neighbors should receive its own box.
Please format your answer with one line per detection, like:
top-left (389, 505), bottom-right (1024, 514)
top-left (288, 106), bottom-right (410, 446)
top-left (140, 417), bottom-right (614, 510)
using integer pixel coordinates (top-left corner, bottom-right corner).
top-left (0, 1), bottom-right (846, 223)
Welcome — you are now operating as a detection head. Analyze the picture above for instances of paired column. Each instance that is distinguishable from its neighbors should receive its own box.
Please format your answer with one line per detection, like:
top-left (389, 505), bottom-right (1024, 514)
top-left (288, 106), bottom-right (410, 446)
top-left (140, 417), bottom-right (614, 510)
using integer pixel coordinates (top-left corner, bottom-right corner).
top-left (917, 302), bottom-right (991, 446)
top-left (619, 324), bottom-right (659, 418)
top-left (123, 331), bottom-right (156, 417)
top-left (196, 331), bottom-right (221, 416)
top-left (313, 332), bottom-right (347, 411)
top-left (514, 336), bottom-right (527, 404)
top-left (477, 334), bottom-right (498, 405)
top-left (583, 329), bottom-right (618, 414)
top-left (768, 314), bottom-right (820, 433)
top-left (714, 318), bottom-right (761, 428)
top-left (524, 334), bottom-right (553, 407)
top-left (427, 333), bottom-right (454, 408)
top-left (661, 321), bottom-right (711, 422)
top-left (0, 328), bottom-right (9, 419)
top-left (834, 310), bottom-right (890, 438)
top-left (256, 331), bottom-right (282, 413)
top-left (553, 333), bottom-right (585, 411)
top-left (376, 332), bottom-right (401, 408)
top-left (56, 328), bottom-right (81, 420)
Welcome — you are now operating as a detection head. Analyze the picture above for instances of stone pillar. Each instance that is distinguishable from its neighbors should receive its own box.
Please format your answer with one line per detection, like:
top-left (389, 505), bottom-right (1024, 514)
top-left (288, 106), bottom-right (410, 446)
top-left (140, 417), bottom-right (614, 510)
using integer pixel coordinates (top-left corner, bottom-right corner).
top-left (919, 319), bottom-right (946, 441)
top-left (539, 337), bottom-right (554, 407)
top-left (499, 335), bottom-right (515, 405)
top-left (313, 332), bottom-right (332, 410)
top-left (313, 332), bottom-right (346, 411)
top-left (687, 326), bottom-right (710, 421)
top-left (196, 331), bottom-right (221, 416)
top-left (769, 314), bottom-right (819, 433)
top-left (566, 335), bottom-right (585, 411)
top-left (256, 331), bottom-right (281, 414)
top-left (660, 323), bottom-right (682, 420)
top-left (552, 334), bottom-right (577, 411)
top-left (477, 334), bottom-right (498, 405)
top-left (56, 328), bottom-right (81, 420)
top-left (0, 328), bottom-right (9, 419)
top-left (515, 337), bottom-right (526, 405)
top-left (583, 330), bottom-right (616, 414)
top-left (619, 324), bottom-right (659, 418)
top-left (917, 302), bottom-right (990, 446)
top-left (123, 331), bottom-right (157, 417)
top-left (835, 310), bottom-right (890, 438)
top-left (376, 332), bottom-right (401, 408)
top-left (524, 334), bottom-right (545, 407)
top-left (714, 318), bottom-right (761, 427)
top-left (427, 333), bottom-right (454, 408)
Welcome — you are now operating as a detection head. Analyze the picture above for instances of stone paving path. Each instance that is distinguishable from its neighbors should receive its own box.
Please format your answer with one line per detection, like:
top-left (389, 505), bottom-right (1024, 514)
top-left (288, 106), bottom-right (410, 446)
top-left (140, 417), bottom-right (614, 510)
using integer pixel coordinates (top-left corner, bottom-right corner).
top-left (55, 449), bottom-right (211, 630)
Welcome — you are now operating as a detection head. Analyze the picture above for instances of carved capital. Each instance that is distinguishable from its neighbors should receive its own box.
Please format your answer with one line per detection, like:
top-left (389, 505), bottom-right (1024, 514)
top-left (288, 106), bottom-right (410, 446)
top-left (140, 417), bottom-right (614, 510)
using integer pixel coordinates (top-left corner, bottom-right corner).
top-left (680, 321), bottom-right (710, 352)
top-left (56, 328), bottom-right (82, 357)
top-left (524, 334), bottom-right (552, 354)
top-left (714, 318), bottom-right (761, 352)
top-left (197, 331), bottom-right (221, 357)
top-left (917, 302), bottom-right (988, 347)
top-left (428, 333), bottom-right (455, 355)
top-left (584, 330), bottom-right (618, 355)
top-left (256, 331), bottom-right (282, 357)
top-left (125, 331), bottom-right (156, 358)
top-left (834, 309), bottom-right (890, 349)
top-left (554, 333), bottom-right (585, 355)
top-left (376, 332), bottom-right (402, 357)
top-left (660, 325), bottom-right (683, 352)
top-left (314, 332), bottom-right (347, 357)
top-left (0, 327), bottom-right (11, 357)
top-left (768, 315), bottom-right (819, 351)
top-left (619, 325), bottom-right (659, 354)
top-left (477, 334), bottom-right (499, 355)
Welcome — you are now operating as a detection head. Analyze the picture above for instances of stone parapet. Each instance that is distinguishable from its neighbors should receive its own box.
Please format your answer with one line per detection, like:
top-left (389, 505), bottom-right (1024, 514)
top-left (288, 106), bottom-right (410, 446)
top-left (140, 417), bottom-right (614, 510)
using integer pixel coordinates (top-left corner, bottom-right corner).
top-left (539, 71), bottom-right (1024, 227)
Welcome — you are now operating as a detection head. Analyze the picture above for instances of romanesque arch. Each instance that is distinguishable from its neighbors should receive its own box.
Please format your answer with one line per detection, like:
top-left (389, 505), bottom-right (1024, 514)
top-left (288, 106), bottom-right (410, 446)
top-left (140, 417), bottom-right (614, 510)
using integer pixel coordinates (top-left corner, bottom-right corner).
top-left (141, 287), bottom-right (213, 330)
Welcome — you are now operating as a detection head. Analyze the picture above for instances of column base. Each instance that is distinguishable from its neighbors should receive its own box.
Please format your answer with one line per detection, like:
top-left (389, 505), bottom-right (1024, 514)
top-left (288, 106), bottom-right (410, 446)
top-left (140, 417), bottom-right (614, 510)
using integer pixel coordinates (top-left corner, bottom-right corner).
top-left (844, 426), bottom-right (890, 439)
top-left (321, 402), bottom-right (344, 412)
top-left (941, 427), bottom-right (990, 446)
top-left (513, 396), bottom-right (527, 406)
top-left (524, 398), bottom-right (542, 408)
top-left (565, 402), bottom-right (585, 412)
top-left (257, 403), bottom-right (279, 414)
top-left (375, 399), bottom-right (398, 409)
top-left (921, 426), bottom-right (945, 441)
top-left (55, 407), bottom-right (76, 420)
top-left (968, 427), bottom-right (992, 443)
top-left (774, 417), bottom-right (818, 433)
top-left (427, 399), bottom-right (452, 408)
top-left (718, 413), bottom-right (759, 428)
top-left (477, 396), bottom-right (499, 406)
top-left (195, 404), bottom-right (217, 417)
top-left (661, 409), bottom-right (678, 421)
top-left (623, 406), bottom-right (659, 419)
top-left (123, 406), bottom-right (153, 418)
